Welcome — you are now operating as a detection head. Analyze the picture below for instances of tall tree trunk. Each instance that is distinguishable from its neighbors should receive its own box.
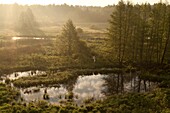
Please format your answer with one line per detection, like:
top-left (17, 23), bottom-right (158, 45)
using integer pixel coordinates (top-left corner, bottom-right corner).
top-left (116, 74), bottom-right (120, 93)
top-left (161, 15), bottom-right (170, 64)
top-left (137, 76), bottom-right (141, 92)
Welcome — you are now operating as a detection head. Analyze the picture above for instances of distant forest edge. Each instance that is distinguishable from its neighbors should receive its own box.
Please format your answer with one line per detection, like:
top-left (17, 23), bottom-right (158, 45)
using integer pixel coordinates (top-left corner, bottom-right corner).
top-left (0, 3), bottom-right (114, 27)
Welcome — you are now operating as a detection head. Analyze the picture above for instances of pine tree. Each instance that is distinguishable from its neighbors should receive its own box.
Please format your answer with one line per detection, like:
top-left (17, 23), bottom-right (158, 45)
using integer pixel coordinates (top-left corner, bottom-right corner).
top-left (108, 0), bottom-right (126, 66)
top-left (60, 19), bottom-right (79, 57)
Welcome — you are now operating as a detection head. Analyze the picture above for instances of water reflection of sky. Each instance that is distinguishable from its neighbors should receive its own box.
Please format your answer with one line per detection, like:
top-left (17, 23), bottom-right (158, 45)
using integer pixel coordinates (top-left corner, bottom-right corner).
top-left (20, 74), bottom-right (107, 105)
top-left (6, 70), bottom-right (45, 80)
top-left (1, 71), bottom-right (157, 105)
top-left (20, 86), bottom-right (68, 103)
top-left (73, 74), bottom-right (106, 99)
top-left (12, 37), bottom-right (55, 41)
top-left (12, 37), bottom-right (45, 40)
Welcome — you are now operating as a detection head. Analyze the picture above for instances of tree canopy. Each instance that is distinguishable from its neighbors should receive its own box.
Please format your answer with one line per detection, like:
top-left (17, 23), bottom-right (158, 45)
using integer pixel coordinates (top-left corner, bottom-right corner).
top-left (108, 1), bottom-right (170, 67)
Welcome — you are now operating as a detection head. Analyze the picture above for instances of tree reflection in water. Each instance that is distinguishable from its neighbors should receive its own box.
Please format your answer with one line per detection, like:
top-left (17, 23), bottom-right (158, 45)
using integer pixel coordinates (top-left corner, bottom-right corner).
top-left (102, 71), bottom-right (156, 96)
top-left (17, 72), bottom-right (158, 104)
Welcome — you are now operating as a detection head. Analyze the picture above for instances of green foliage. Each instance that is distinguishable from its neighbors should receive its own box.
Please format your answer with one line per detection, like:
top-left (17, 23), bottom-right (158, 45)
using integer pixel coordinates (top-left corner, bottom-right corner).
top-left (0, 83), bottom-right (170, 113)
top-left (58, 19), bottom-right (79, 56)
top-left (1, 2), bottom-right (170, 113)
top-left (12, 68), bottom-right (123, 88)
top-left (98, 88), bottom-right (170, 113)
top-left (0, 84), bottom-right (20, 106)
top-left (56, 20), bottom-right (94, 67)
top-left (5, 78), bottom-right (10, 84)
top-left (108, 1), bottom-right (170, 66)
top-left (13, 71), bottom-right (77, 87)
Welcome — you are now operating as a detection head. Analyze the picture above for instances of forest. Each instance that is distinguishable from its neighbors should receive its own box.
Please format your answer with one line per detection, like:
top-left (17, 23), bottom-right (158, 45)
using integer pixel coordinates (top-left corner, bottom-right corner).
top-left (0, 0), bottom-right (170, 113)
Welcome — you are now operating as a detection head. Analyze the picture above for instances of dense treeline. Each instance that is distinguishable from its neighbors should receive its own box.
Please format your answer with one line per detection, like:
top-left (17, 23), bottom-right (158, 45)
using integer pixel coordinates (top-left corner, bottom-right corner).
top-left (108, 1), bottom-right (170, 67)
top-left (0, 3), bottom-right (114, 27)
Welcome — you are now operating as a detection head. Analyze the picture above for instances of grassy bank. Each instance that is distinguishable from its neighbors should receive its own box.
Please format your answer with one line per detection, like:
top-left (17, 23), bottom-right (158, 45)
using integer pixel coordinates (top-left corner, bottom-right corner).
top-left (12, 67), bottom-right (134, 88)
top-left (0, 83), bottom-right (20, 106)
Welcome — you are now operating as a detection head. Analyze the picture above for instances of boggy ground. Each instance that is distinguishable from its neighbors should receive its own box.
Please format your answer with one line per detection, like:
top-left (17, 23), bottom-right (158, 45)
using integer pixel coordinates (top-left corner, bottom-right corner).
top-left (0, 82), bottom-right (170, 113)
top-left (0, 23), bottom-right (170, 112)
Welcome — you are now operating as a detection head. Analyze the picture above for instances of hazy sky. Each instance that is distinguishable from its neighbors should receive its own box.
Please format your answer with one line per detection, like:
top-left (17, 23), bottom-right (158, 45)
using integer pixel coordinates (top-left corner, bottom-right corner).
top-left (0, 0), bottom-right (163, 6)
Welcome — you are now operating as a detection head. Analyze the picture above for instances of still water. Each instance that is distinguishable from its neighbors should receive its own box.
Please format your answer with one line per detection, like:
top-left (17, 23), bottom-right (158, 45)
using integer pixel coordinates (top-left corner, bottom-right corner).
top-left (6, 70), bottom-right (45, 80)
top-left (19, 74), bottom-right (107, 105)
top-left (1, 71), bottom-right (157, 105)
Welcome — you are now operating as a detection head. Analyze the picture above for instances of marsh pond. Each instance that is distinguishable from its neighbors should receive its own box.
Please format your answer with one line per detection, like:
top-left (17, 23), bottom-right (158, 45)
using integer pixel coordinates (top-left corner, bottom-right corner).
top-left (0, 70), bottom-right (158, 105)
